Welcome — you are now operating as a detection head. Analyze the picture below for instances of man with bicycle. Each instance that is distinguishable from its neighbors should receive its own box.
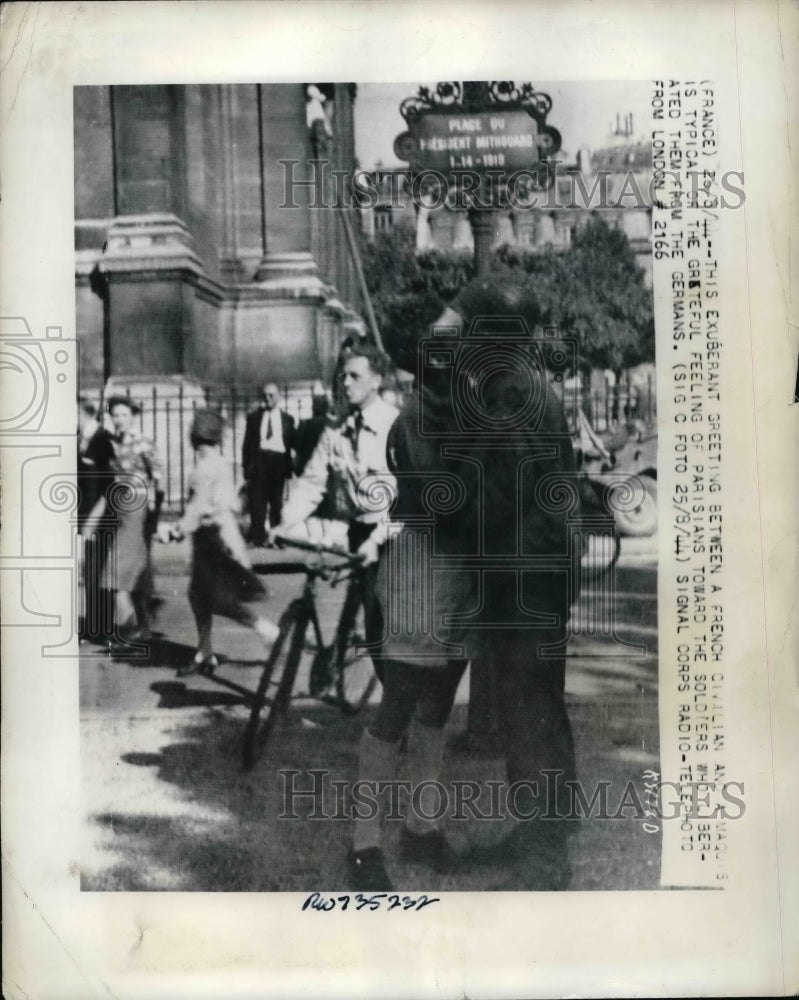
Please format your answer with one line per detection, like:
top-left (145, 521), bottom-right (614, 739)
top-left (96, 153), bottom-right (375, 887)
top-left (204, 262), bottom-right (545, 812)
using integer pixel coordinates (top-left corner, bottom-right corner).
top-left (271, 341), bottom-right (398, 643)
top-left (271, 343), bottom-right (399, 889)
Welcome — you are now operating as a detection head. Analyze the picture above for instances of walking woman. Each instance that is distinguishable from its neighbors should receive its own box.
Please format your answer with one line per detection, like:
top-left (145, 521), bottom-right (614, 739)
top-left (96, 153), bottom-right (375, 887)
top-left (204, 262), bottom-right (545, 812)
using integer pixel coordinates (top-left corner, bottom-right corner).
top-left (159, 409), bottom-right (279, 675)
top-left (100, 395), bottom-right (163, 642)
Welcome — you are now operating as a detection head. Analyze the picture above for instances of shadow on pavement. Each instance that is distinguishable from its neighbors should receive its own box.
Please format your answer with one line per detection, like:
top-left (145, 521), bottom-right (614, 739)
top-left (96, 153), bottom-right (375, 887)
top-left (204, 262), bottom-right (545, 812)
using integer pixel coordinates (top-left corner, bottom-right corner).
top-left (85, 693), bottom-right (662, 892)
top-left (149, 681), bottom-right (247, 710)
top-left (83, 551), bottom-right (663, 893)
top-left (108, 636), bottom-right (196, 670)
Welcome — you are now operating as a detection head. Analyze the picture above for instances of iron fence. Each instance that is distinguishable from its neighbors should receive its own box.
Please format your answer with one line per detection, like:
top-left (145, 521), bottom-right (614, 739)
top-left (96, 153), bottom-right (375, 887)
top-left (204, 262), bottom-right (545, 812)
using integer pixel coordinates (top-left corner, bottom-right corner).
top-left (100, 375), bottom-right (656, 516)
top-left (563, 373), bottom-right (657, 433)
top-left (102, 382), bottom-right (320, 515)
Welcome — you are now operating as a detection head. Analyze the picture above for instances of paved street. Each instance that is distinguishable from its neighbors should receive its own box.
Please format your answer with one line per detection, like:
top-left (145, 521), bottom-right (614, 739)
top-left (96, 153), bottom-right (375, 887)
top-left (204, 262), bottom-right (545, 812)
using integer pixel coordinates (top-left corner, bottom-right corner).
top-left (80, 536), bottom-right (660, 892)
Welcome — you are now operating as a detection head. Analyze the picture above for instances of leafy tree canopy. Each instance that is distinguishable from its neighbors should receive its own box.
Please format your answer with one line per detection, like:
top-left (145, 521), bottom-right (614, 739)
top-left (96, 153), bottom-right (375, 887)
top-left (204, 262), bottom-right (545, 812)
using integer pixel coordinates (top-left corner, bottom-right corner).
top-left (361, 215), bottom-right (654, 374)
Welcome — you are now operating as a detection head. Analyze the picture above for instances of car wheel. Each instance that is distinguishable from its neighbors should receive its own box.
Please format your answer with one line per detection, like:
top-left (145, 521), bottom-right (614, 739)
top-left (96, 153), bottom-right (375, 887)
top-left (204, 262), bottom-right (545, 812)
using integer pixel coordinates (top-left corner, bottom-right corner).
top-left (613, 474), bottom-right (657, 537)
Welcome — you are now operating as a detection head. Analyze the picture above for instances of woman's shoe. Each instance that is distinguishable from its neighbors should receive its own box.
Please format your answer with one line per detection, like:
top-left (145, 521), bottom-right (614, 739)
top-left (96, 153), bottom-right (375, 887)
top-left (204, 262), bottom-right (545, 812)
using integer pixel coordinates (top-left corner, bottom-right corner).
top-left (198, 655), bottom-right (219, 676)
top-left (128, 627), bottom-right (154, 643)
top-left (107, 626), bottom-right (151, 656)
top-left (177, 654), bottom-right (218, 677)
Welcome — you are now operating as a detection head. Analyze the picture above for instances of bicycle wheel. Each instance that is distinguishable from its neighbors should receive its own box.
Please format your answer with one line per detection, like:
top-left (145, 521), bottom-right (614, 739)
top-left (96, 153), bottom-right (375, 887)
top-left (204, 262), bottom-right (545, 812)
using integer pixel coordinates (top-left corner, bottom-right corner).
top-left (334, 592), bottom-right (378, 715)
top-left (242, 599), bottom-right (309, 769)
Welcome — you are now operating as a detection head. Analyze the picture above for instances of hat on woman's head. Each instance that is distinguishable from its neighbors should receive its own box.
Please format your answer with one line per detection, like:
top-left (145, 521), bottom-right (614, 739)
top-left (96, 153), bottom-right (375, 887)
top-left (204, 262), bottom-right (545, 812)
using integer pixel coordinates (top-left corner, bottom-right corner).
top-left (106, 394), bottom-right (141, 415)
top-left (190, 408), bottom-right (225, 446)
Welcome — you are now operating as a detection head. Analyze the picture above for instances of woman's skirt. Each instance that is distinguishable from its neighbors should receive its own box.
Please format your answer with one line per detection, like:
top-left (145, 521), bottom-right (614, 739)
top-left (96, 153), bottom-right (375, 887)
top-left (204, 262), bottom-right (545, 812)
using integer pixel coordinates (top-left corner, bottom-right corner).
top-left (189, 525), bottom-right (267, 620)
top-left (103, 503), bottom-right (152, 594)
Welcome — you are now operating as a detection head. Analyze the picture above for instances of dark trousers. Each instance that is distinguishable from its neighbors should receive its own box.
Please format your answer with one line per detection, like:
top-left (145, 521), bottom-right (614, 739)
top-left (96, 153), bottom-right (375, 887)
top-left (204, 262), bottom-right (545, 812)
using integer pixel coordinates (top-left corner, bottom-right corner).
top-left (249, 451), bottom-right (288, 544)
top-left (483, 632), bottom-right (577, 887)
top-left (489, 634), bottom-right (576, 812)
top-left (80, 528), bottom-right (114, 641)
top-left (347, 521), bottom-right (382, 643)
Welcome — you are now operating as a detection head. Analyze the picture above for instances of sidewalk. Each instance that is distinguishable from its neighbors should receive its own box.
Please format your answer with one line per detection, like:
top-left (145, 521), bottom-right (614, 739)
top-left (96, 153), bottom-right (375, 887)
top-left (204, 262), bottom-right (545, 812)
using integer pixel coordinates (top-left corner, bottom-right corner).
top-left (80, 537), bottom-right (660, 892)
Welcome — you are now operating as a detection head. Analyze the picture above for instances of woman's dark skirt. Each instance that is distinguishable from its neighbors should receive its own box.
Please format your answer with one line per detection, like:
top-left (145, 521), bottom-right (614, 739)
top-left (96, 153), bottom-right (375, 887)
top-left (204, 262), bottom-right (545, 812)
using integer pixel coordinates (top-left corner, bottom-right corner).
top-left (189, 526), bottom-right (267, 620)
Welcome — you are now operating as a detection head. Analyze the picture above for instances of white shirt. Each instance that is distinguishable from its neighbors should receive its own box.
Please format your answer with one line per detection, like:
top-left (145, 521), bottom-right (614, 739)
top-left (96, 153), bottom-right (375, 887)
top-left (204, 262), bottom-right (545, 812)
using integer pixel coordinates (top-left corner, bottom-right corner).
top-left (281, 394), bottom-right (399, 544)
top-left (260, 408), bottom-right (285, 452)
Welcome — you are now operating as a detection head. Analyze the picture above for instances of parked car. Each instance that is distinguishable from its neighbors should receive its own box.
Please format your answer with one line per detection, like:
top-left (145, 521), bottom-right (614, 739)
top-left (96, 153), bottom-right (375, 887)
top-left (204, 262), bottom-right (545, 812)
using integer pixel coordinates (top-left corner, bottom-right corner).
top-left (576, 411), bottom-right (657, 537)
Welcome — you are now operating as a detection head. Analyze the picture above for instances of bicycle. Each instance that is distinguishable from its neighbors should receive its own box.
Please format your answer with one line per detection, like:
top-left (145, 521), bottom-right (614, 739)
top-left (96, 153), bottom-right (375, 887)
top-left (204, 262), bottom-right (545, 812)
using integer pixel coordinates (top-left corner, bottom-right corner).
top-left (241, 536), bottom-right (379, 769)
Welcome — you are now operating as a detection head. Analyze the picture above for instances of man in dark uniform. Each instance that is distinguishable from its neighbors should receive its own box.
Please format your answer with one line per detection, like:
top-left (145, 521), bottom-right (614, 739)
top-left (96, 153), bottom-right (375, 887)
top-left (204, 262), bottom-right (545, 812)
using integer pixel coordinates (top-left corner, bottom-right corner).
top-left (242, 383), bottom-right (296, 547)
top-left (359, 275), bottom-right (581, 892)
top-left (456, 280), bottom-right (579, 889)
top-left (77, 396), bottom-right (115, 641)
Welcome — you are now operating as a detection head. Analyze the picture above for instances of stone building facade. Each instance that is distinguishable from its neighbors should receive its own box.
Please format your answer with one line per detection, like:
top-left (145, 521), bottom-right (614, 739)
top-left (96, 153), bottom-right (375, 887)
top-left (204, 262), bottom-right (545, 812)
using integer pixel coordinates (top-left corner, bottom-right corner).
top-left (360, 141), bottom-right (653, 286)
top-left (74, 83), bottom-right (366, 391)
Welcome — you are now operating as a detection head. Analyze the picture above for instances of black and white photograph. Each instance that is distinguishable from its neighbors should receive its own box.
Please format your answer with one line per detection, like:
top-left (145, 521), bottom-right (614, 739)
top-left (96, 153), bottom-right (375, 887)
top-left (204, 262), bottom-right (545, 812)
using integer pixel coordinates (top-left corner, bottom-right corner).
top-left (1, 3), bottom-right (796, 998)
top-left (75, 79), bottom-right (660, 894)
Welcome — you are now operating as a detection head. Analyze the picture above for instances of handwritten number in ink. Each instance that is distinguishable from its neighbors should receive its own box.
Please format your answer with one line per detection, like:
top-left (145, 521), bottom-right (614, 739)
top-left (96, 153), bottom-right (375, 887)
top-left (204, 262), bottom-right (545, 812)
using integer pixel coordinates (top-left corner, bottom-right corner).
top-left (302, 892), bottom-right (335, 911)
top-left (301, 891), bottom-right (440, 912)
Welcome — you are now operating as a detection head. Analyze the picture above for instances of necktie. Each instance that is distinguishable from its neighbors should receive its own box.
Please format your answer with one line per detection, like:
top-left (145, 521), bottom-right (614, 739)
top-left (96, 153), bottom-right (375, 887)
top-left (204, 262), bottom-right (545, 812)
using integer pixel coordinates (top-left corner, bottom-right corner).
top-left (266, 411), bottom-right (273, 439)
top-left (352, 410), bottom-right (364, 458)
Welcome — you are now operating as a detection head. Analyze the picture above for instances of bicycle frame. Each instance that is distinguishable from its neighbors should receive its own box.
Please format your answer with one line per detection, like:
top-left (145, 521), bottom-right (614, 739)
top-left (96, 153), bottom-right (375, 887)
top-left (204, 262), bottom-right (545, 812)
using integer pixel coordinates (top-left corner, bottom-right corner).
top-left (241, 537), bottom-right (378, 769)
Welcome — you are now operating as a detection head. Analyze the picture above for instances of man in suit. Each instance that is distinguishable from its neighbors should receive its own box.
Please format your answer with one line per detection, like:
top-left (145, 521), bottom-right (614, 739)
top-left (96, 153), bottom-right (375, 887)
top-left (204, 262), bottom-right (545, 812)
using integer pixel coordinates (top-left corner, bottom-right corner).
top-left (77, 395), bottom-right (115, 641)
top-left (242, 383), bottom-right (296, 547)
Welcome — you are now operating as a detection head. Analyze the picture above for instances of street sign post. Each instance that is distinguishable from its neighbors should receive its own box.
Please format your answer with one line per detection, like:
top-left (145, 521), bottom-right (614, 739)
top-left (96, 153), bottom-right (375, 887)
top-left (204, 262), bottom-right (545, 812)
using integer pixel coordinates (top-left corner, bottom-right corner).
top-left (394, 80), bottom-right (562, 275)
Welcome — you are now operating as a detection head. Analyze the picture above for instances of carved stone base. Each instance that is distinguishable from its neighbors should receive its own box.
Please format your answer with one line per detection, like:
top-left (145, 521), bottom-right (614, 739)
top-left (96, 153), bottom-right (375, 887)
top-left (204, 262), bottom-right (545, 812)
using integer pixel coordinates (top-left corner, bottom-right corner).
top-left (102, 214), bottom-right (205, 278)
top-left (254, 251), bottom-right (326, 298)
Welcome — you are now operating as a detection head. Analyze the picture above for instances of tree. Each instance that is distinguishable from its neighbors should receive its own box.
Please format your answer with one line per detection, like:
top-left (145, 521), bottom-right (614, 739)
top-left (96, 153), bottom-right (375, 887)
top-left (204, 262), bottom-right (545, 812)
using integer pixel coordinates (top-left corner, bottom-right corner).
top-left (361, 214), bottom-right (654, 377)
top-left (361, 225), bottom-right (474, 358)
top-left (496, 215), bottom-right (654, 374)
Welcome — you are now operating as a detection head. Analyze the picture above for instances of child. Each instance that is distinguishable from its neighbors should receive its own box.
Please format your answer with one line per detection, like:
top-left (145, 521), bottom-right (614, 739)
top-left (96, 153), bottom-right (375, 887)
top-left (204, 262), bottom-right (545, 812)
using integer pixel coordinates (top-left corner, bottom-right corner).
top-left (159, 409), bottom-right (279, 676)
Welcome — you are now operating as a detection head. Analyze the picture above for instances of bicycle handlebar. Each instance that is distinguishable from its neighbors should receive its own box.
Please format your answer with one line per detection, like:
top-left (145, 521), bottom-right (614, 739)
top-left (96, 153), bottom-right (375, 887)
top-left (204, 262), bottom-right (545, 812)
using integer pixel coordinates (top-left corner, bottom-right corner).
top-left (271, 534), bottom-right (363, 566)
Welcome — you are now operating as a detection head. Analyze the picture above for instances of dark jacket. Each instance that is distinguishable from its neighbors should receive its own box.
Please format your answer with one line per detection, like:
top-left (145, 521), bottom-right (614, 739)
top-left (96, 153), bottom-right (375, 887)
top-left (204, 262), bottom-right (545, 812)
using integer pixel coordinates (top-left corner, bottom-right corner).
top-left (379, 370), bottom-right (579, 665)
top-left (77, 424), bottom-right (115, 529)
top-left (294, 415), bottom-right (331, 477)
top-left (242, 407), bottom-right (296, 480)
